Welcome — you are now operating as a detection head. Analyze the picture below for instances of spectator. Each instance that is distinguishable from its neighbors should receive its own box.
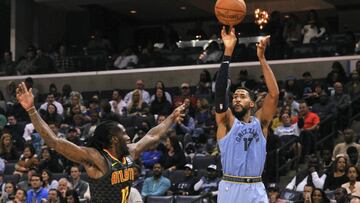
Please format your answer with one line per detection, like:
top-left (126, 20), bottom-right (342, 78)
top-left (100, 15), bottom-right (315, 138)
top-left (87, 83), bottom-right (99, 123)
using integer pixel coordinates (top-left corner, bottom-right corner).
top-left (283, 14), bottom-right (302, 47)
top-left (65, 189), bottom-right (80, 203)
top-left (16, 48), bottom-right (36, 75)
top-left (231, 70), bottom-right (257, 91)
top-left (326, 62), bottom-right (348, 86)
top-left (332, 129), bottom-right (360, 160)
top-left (0, 182), bottom-right (16, 203)
top-left (99, 102), bottom-right (121, 122)
top-left (14, 144), bottom-right (39, 177)
top-left (14, 188), bottom-right (27, 203)
top-left (342, 166), bottom-right (360, 197)
top-left (68, 91), bottom-right (86, 114)
top-left (0, 51), bottom-right (16, 76)
top-left (80, 111), bottom-right (100, 141)
top-left (346, 147), bottom-right (360, 170)
top-left (323, 155), bottom-right (349, 191)
top-left (69, 165), bottom-right (90, 201)
top-left (113, 48), bottom-right (138, 69)
top-left (301, 10), bottom-right (326, 44)
top-left (150, 81), bottom-right (172, 104)
top-left (40, 103), bottom-right (63, 126)
top-left (0, 133), bottom-right (18, 161)
top-left (170, 164), bottom-right (197, 196)
top-left (57, 178), bottom-right (72, 200)
top-left (267, 183), bottom-right (281, 203)
top-left (303, 184), bottom-right (314, 203)
top-left (109, 89), bottom-right (127, 116)
top-left (274, 111), bottom-right (302, 161)
top-left (141, 163), bottom-right (171, 197)
top-left (282, 76), bottom-right (302, 100)
top-left (132, 165), bottom-right (144, 193)
top-left (284, 93), bottom-right (300, 116)
top-left (195, 70), bottom-right (212, 96)
top-left (60, 84), bottom-right (72, 108)
top-left (53, 45), bottom-right (75, 73)
top-left (124, 80), bottom-right (151, 105)
top-left (330, 82), bottom-right (351, 130)
top-left (300, 71), bottom-right (315, 98)
top-left (47, 188), bottom-right (62, 203)
top-left (298, 100), bottom-right (320, 156)
top-left (4, 114), bottom-right (25, 151)
top-left (34, 48), bottom-right (54, 74)
top-left (305, 82), bottom-right (327, 106)
top-left (286, 155), bottom-right (326, 191)
top-left (334, 187), bottom-right (349, 203)
top-left (197, 42), bottom-right (222, 64)
top-left (194, 164), bottom-right (220, 200)
top-left (172, 102), bottom-right (195, 140)
top-left (310, 188), bottom-right (330, 203)
top-left (173, 83), bottom-right (197, 108)
top-left (128, 187), bottom-right (143, 203)
top-left (346, 71), bottom-right (360, 116)
top-left (17, 168), bottom-right (37, 191)
top-left (41, 169), bottom-right (59, 190)
top-left (26, 173), bottom-right (48, 203)
top-left (150, 88), bottom-right (172, 116)
top-left (311, 93), bottom-right (336, 121)
top-left (38, 146), bottom-right (64, 173)
top-left (160, 136), bottom-right (186, 171)
top-left (126, 90), bottom-right (149, 116)
top-left (40, 93), bottom-right (64, 115)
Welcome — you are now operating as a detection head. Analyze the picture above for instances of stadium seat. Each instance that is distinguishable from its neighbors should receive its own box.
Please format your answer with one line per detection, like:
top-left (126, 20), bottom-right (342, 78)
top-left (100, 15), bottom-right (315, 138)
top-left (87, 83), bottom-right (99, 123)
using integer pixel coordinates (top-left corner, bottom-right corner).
top-left (291, 44), bottom-right (316, 58)
top-left (146, 196), bottom-right (174, 203)
top-left (175, 195), bottom-right (202, 203)
top-left (168, 170), bottom-right (186, 184)
top-left (193, 155), bottom-right (216, 170)
top-left (316, 43), bottom-right (337, 57)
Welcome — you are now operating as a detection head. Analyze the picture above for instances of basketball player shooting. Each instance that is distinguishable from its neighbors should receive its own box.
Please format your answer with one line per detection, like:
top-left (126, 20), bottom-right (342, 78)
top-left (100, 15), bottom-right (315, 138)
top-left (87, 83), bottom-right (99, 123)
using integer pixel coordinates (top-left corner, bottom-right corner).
top-left (215, 26), bottom-right (279, 203)
top-left (16, 82), bottom-right (185, 203)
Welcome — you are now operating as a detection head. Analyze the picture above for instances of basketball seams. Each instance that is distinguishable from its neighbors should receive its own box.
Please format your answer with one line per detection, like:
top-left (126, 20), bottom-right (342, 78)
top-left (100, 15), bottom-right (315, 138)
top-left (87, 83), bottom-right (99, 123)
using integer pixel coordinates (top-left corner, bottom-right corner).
top-left (215, 7), bottom-right (246, 14)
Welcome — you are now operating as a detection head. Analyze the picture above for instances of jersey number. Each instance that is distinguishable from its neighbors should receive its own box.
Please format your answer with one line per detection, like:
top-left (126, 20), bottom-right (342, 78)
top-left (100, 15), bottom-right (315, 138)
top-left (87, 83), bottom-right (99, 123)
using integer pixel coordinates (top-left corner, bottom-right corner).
top-left (243, 138), bottom-right (253, 151)
top-left (121, 186), bottom-right (130, 203)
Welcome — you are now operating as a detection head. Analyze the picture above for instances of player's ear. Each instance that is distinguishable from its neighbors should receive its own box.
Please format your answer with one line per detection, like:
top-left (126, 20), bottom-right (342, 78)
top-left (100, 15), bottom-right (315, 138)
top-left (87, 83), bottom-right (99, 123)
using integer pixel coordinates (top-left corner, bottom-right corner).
top-left (249, 101), bottom-right (255, 108)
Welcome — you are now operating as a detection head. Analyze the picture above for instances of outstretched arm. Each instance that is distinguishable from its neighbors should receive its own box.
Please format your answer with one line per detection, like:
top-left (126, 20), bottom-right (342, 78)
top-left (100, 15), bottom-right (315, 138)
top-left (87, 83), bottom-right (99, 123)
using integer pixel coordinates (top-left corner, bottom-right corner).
top-left (16, 83), bottom-right (105, 176)
top-left (255, 36), bottom-right (279, 137)
top-left (128, 104), bottom-right (185, 160)
top-left (215, 26), bottom-right (237, 140)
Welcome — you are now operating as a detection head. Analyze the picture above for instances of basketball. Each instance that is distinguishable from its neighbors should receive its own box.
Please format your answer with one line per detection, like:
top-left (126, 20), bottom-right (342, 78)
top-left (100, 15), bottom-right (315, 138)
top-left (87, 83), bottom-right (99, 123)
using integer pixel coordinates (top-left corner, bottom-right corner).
top-left (214, 0), bottom-right (247, 26)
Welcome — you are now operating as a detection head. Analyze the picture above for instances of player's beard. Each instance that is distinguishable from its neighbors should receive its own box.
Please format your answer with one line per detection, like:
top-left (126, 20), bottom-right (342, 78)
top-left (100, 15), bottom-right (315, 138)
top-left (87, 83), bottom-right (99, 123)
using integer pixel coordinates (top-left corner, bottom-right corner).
top-left (231, 104), bottom-right (249, 121)
top-left (115, 138), bottom-right (130, 159)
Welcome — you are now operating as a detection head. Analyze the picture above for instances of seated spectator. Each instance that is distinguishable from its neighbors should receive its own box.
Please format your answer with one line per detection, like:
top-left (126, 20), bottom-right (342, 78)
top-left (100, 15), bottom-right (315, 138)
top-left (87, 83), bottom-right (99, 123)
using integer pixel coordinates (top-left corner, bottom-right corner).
top-left (281, 76), bottom-right (302, 101)
top-left (26, 173), bottom-right (48, 203)
top-left (69, 165), bottom-right (90, 202)
top-left (194, 164), bottom-right (220, 201)
top-left (284, 93), bottom-right (299, 116)
top-left (0, 133), bottom-right (18, 161)
top-left (305, 82), bottom-right (327, 106)
top-left (47, 188), bottom-right (63, 203)
top-left (301, 10), bottom-right (326, 44)
top-left (282, 14), bottom-right (302, 47)
top-left (323, 155), bottom-right (349, 191)
top-left (311, 93), bottom-right (335, 121)
top-left (132, 165), bottom-right (145, 193)
top-left (300, 71), bottom-right (315, 98)
top-left (197, 42), bottom-right (222, 64)
top-left (124, 80), bottom-right (151, 105)
top-left (17, 168), bottom-right (37, 191)
top-left (309, 188), bottom-right (330, 203)
top-left (0, 51), bottom-right (17, 76)
top-left (346, 71), bottom-right (360, 115)
top-left (0, 182), bottom-right (16, 203)
top-left (274, 112), bottom-right (302, 161)
top-left (14, 188), bottom-right (27, 203)
top-left (65, 189), bottom-right (80, 203)
top-left (160, 137), bottom-right (186, 171)
top-left (195, 70), bottom-right (212, 96)
top-left (150, 88), bottom-right (172, 116)
top-left (347, 146), bottom-right (360, 170)
top-left (16, 48), bottom-right (36, 75)
top-left (267, 183), bottom-right (281, 203)
top-left (141, 163), bottom-right (171, 197)
top-left (41, 169), bottom-right (59, 190)
top-left (326, 62), bottom-right (348, 86)
top-left (14, 144), bottom-right (39, 177)
top-left (4, 114), bottom-right (25, 151)
top-left (286, 155), bottom-right (326, 191)
top-left (53, 45), bottom-right (75, 73)
top-left (57, 178), bottom-right (72, 200)
top-left (100, 102), bottom-right (121, 122)
top-left (39, 147), bottom-right (64, 173)
top-left (128, 187), bottom-right (143, 203)
top-left (170, 164), bottom-right (197, 196)
top-left (40, 93), bottom-right (64, 116)
top-left (141, 143), bottom-right (162, 170)
top-left (34, 48), bottom-right (54, 74)
top-left (67, 91), bottom-right (87, 115)
top-left (342, 166), bottom-right (360, 197)
top-left (127, 90), bottom-right (149, 116)
top-left (172, 83), bottom-right (197, 109)
top-left (330, 82), bottom-right (351, 130)
top-left (332, 129), bottom-right (360, 161)
top-left (40, 103), bottom-right (63, 126)
top-left (298, 100), bottom-right (320, 156)
top-left (113, 48), bottom-right (138, 69)
top-left (109, 89), bottom-right (127, 116)
top-left (150, 81), bottom-right (172, 104)
top-left (303, 184), bottom-right (314, 203)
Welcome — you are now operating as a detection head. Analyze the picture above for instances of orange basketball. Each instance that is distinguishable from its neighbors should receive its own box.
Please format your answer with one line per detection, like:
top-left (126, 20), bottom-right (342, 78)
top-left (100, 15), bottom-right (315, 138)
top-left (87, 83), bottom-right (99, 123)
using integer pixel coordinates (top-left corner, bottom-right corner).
top-left (215, 0), bottom-right (247, 26)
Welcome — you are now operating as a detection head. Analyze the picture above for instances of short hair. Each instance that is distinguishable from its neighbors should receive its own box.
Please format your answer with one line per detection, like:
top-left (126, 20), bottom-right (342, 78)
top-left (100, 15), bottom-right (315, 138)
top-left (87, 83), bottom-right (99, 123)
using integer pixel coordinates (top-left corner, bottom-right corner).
top-left (31, 173), bottom-right (42, 181)
top-left (235, 87), bottom-right (256, 101)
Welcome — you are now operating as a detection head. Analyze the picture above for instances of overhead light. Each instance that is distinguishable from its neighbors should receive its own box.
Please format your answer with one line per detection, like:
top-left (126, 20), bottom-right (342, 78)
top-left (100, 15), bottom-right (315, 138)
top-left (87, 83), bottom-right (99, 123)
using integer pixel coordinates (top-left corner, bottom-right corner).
top-left (180, 6), bottom-right (187, 10)
top-left (130, 10), bottom-right (137, 14)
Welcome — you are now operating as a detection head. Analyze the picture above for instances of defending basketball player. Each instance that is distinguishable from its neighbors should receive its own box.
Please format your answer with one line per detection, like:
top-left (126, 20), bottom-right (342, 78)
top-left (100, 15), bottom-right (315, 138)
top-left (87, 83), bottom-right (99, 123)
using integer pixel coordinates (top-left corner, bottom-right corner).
top-left (16, 82), bottom-right (185, 203)
top-left (215, 26), bottom-right (279, 203)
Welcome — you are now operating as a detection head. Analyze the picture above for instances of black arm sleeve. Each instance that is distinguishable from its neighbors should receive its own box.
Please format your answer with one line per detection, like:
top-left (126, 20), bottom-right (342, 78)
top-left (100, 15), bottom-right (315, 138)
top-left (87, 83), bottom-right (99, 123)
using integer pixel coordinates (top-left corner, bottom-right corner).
top-left (215, 56), bottom-right (231, 113)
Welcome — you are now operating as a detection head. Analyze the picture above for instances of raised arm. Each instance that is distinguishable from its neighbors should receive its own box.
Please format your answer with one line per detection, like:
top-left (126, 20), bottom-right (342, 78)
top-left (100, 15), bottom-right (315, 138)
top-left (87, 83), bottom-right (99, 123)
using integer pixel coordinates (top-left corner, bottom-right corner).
top-left (255, 36), bottom-right (279, 137)
top-left (215, 26), bottom-right (237, 140)
top-left (128, 104), bottom-right (185, 160)
top-left (16, 83), bottom-right (105, 176)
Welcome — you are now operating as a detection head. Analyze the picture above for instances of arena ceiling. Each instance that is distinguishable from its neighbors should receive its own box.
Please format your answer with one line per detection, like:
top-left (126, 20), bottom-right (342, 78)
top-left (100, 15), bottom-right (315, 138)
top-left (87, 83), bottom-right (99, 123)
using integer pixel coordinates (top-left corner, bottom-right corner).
top-left (34, 0), bottom-right (358, 22)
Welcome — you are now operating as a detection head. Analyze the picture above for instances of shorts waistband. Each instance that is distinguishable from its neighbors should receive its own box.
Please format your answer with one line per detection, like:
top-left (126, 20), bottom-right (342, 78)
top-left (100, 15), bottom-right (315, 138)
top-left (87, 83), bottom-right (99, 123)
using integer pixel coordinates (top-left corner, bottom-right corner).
top-left (222, 174), bottom-right (262, 184)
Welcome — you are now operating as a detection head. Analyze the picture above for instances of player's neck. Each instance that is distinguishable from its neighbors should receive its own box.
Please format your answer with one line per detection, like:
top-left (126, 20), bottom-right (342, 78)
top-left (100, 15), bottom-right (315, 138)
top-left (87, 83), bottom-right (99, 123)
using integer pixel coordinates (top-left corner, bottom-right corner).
top-left (241, 112), bottom-right (252, 123)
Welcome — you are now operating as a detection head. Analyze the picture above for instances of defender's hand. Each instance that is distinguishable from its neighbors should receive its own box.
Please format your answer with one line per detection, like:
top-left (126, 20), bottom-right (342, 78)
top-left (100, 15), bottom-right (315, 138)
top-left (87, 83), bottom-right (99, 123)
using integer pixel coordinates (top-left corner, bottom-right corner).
top-left (257, 35), bottom-right (270, 59)
top-left (16, 82), bottom-right (34, 111)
